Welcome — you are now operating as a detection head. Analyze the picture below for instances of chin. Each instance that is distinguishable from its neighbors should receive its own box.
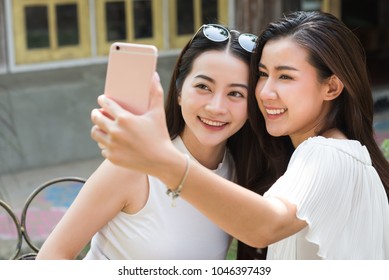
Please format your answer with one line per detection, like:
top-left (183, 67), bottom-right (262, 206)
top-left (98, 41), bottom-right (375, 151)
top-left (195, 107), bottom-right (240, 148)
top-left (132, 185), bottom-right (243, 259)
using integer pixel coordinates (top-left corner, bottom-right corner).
top-left (265, 127), bottom-right (285, 138)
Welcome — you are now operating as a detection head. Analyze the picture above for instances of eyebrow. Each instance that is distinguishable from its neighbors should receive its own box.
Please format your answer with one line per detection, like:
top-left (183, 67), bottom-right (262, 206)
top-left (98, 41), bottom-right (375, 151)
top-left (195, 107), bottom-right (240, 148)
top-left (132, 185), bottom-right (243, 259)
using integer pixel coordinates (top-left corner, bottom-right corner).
top-left (258, 63), bottom-right (299, 72)
top-left (194, 74), bottom-right (248, 89)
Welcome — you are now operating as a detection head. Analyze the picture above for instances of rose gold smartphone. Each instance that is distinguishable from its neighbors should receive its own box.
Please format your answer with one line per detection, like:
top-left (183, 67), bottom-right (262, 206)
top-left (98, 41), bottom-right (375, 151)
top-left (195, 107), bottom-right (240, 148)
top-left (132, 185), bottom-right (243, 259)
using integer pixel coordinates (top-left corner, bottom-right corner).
top-left (104, 42), bottom-right (158, 114)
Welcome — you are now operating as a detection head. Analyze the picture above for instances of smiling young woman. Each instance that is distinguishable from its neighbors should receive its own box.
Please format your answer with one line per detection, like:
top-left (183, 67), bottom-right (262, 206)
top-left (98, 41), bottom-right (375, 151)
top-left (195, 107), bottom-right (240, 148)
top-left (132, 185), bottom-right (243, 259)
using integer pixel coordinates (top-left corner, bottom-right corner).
top-left (37, 24), bottom-right (262, 260)
top-left (90, 11), bottom-right (389, 260)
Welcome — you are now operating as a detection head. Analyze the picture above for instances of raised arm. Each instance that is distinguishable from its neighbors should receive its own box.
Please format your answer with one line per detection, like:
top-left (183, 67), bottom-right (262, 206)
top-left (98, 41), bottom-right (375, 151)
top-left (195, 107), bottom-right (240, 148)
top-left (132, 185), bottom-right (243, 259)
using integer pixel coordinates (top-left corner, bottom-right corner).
top-left (90, 73), bottom-right (306, 248)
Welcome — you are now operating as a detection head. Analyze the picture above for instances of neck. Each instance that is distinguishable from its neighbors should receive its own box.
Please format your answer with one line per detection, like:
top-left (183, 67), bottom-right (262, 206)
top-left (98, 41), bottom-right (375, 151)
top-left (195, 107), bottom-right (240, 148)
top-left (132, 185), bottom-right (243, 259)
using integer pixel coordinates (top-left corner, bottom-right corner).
top-left (179, 134), bottom-right (226, 170)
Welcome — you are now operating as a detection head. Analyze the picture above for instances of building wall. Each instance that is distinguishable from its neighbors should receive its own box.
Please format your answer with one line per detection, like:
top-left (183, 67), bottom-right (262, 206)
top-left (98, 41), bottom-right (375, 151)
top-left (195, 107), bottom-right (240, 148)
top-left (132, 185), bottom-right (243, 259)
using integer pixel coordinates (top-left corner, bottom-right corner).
top-left (0, 55), bottom-right (177, 175)
top-left (0, 0), bottom-right (6, 74)
top-left (0, 0), bottom-right (233, 174)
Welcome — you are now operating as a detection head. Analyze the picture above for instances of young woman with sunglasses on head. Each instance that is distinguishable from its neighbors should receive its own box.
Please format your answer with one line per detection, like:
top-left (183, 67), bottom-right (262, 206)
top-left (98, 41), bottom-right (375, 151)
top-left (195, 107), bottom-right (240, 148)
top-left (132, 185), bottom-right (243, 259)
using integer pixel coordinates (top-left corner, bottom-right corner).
top-left (90, 11), bottom-right (389, 259)
top-left (37, 24), bottom-right (261, 260)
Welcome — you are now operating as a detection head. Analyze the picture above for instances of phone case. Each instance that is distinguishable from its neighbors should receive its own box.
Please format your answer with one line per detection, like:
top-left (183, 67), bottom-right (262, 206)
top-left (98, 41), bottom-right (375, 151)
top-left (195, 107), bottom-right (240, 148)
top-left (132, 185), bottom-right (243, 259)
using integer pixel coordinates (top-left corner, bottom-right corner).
top-left (104, 42), bottom-right (158, 114)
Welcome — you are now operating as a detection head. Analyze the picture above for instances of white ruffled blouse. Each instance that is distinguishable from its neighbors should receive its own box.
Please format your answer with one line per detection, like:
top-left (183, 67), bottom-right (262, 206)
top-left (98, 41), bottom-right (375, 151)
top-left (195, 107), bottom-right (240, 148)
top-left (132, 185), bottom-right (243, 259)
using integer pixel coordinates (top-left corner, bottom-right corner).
top-left (264, 136), bottom-right (389, 259)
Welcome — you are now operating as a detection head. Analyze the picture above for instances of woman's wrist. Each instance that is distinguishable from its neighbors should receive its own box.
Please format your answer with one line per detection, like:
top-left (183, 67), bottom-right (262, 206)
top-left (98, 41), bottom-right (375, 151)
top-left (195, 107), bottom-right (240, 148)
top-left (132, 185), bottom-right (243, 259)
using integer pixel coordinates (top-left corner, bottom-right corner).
top-left (165, 154), bottom-right (191, 206)
top-left (155, 146), bottom-right (189, 190)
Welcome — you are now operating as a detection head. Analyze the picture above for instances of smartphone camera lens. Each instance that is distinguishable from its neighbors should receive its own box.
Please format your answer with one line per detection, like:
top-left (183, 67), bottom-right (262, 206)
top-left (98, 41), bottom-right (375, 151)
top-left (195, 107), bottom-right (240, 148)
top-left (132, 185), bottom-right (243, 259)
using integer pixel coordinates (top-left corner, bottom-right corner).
top-left (116, 45), bottom-right (120, 51)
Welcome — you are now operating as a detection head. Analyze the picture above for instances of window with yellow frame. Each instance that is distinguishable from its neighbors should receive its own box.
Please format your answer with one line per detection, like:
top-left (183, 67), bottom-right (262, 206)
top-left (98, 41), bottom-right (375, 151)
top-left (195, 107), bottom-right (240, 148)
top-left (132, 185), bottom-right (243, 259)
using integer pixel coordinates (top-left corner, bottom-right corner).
top-left (11, 0), bottom-right (230, 64)
top-left (168, 0), bottom-right (229, 49)
top-left (12, 0), bottom-right (91, 64)
top-left (301, 0), bottom-right (341, 17)
top-left (95, 0), bottom-right (164, 56)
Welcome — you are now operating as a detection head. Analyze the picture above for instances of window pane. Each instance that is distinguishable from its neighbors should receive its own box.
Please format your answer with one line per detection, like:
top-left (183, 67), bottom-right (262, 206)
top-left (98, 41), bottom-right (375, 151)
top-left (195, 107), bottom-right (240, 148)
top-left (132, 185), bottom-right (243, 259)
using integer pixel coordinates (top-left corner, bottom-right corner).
top-left (106, 1), bottom-right (127, 41)
top-left (176, 0), bottom-right (194, 35)
top-left (56, 4), bottom-right (79, 46)
top-left (25, 6), bottom-right (49, 49)
top-left (301, 0), bottom-right (322, 11)
top-left (201, 0), bottom-right (218, 24)
top-left (133, 0), bottom-right (153, 39)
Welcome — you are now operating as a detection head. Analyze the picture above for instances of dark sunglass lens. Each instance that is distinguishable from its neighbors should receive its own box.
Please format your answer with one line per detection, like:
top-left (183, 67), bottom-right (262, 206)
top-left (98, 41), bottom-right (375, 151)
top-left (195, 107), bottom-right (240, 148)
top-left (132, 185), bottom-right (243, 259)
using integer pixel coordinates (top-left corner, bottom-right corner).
top-left (238, 33), bottom-right (258, 52)
top-left (203, 25), bottom-right (229, 42)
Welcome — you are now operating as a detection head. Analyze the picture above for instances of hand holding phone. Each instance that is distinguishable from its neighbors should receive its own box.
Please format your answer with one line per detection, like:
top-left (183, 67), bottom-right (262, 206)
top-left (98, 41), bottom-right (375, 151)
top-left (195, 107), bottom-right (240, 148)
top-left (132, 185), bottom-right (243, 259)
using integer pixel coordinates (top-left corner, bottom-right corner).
top-left (104, 42), bottom-right (158, 115)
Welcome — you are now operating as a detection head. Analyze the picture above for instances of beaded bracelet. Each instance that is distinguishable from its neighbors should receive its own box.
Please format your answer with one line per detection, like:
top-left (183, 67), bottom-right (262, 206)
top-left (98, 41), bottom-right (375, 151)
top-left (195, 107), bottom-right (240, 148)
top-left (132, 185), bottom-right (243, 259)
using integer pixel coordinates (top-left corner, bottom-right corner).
top-left (166, 154), bottom-right (190, 207)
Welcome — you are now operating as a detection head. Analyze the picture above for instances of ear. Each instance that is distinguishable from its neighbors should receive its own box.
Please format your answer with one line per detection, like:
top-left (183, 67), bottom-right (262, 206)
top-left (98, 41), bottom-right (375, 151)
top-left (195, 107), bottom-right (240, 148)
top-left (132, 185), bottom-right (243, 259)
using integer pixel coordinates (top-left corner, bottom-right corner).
top-left (323, 75), bottom-right (344, 101)
top-left (177, 94), bottom-right (182, 106)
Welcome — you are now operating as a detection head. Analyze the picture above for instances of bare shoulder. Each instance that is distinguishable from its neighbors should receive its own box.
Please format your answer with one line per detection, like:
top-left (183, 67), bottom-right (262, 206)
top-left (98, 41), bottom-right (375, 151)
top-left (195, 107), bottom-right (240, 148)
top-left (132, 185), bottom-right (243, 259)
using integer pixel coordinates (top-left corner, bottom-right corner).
top-left (85, 159), bottom-right (145, 187)
top-left (84, 159), bottom-right (149, 212)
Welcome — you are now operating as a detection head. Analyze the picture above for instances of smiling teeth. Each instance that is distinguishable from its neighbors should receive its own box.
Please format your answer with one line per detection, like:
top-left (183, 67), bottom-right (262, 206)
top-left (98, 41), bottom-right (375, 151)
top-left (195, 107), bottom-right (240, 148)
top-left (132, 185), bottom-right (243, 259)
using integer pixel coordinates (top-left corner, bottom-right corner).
top-left (266, 108), bottom-right (286, 115)
top-left (200, 118), bottom-right (226, 127)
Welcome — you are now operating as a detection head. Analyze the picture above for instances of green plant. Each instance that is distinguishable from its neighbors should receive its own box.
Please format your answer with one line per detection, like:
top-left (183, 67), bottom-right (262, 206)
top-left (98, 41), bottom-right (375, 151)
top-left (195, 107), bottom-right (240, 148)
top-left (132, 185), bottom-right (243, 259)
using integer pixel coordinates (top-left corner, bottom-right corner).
top-left (225, 238), bottom-right (237, 260)
top-left (381, 139), bottom-right (389, 161)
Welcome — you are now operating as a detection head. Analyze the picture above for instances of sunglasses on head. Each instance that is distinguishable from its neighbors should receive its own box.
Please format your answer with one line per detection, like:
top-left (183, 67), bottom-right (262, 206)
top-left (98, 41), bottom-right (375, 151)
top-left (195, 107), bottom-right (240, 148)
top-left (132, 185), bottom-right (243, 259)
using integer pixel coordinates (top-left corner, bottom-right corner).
top-left (189, 24), bottom-right (258, 53)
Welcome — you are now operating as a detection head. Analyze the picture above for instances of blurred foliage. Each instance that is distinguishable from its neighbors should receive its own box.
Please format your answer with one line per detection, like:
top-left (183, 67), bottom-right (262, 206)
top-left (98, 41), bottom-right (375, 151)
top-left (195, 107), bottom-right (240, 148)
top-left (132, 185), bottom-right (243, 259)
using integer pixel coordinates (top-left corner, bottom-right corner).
top-left (381, 139), bottom-right (389, 161)
top-left (225, 238), bottom-right (237, 260)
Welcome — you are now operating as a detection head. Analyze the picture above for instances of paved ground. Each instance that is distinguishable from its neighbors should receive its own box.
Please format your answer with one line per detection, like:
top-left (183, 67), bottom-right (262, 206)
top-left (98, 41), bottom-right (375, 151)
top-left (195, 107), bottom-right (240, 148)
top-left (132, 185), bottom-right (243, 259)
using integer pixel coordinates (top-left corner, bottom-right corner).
top-left (0, 157), bottom-right (101, 259)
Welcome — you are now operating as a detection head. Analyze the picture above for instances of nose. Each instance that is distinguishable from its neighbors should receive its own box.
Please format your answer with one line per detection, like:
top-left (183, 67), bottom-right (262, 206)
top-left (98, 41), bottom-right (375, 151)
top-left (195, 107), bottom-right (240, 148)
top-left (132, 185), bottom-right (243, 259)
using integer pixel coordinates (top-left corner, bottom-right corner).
top-left (205, 93), bottom-right (228, 114)
top-left (256, 78), bottom-right (277, 101)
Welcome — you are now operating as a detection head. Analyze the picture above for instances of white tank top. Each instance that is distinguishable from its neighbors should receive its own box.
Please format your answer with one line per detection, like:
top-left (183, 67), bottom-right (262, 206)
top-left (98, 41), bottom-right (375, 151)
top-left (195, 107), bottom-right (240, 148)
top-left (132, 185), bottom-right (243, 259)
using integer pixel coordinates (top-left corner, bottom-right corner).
top-left (84, 136), bottom-right (235, 259)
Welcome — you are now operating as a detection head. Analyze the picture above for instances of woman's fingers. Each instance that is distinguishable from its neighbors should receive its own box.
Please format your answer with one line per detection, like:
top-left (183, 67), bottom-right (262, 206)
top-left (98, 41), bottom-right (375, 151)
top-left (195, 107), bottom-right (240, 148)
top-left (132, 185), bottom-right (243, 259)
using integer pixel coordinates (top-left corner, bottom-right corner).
top-left (90, 108), bottom-right (114, 151)
top-left (90, 124), bottom-right (107, 146)
top-left (91, 108), bottom-right (109, 133)
top-left (97, 95), bottom-right (131, 122)
top-left (148, 72), bottom-right (165, 112)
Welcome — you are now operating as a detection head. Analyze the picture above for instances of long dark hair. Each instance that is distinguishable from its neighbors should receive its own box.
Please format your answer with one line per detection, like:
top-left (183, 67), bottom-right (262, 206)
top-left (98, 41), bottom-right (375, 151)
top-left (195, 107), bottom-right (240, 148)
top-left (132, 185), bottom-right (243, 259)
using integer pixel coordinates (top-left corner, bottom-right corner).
top-left (240, 10), bottom-right (389, 260)
top-left (165, 26), bottom-right (259, 186)
top-left (251, 10), bottom-right (389, 198)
